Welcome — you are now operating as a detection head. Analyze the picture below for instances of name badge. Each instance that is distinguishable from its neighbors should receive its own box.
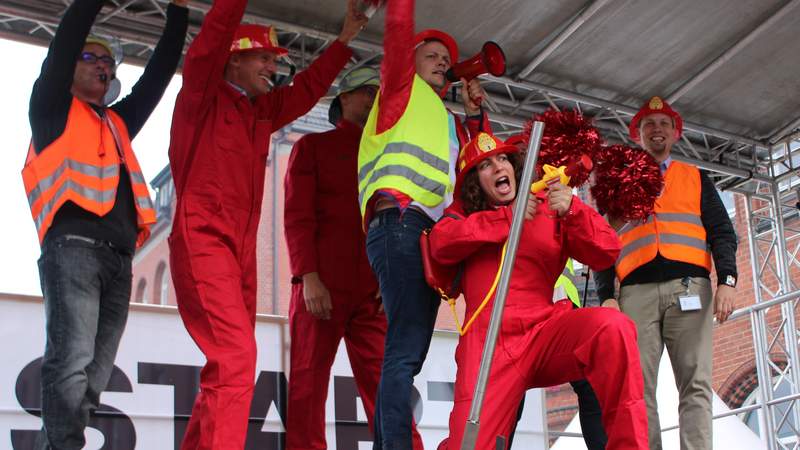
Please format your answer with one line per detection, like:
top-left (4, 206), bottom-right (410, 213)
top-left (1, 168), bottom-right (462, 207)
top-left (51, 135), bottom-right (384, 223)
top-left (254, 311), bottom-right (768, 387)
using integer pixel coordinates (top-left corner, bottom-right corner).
top-left (679, 295), bottom-right (702, 311)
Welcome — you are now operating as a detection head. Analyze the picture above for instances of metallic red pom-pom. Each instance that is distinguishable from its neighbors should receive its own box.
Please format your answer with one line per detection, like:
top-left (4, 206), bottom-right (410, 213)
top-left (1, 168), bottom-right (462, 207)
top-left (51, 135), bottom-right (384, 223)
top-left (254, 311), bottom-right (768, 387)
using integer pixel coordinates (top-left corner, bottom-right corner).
top-left (590, 145), bottom-right (663, 222)
top-left (521, 109), bottom-right (602, 187)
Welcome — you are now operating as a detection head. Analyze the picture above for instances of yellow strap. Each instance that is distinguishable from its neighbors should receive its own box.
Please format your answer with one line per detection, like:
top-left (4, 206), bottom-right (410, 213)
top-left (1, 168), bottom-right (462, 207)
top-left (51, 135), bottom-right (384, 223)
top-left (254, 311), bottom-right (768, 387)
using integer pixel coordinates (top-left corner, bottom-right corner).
top-left (445, 296), bottom-right (463, 335)
top-left (459, 241), bottom-right (508, 336)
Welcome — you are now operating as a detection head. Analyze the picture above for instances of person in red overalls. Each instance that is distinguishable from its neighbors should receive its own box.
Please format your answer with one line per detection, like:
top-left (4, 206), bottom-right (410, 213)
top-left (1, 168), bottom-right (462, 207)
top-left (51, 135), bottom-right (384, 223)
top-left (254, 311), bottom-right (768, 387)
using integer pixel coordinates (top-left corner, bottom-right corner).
top-left (284, 66), bottom-right (423, 450)
top-left (430, 132), bottom-right (649, 450)
top-left (167, 1), bottom-right (368, 448)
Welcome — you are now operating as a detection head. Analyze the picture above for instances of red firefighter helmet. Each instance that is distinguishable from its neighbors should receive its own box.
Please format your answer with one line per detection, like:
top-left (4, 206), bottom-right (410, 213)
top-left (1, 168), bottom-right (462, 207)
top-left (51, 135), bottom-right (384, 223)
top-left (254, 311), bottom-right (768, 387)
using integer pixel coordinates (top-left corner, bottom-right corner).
top-left (230, 24), bottom-right (288, 55)
top-left (629, 96), bottom-right (683, 143)
top-left (455, 132), bottom-right (519, 196)
top-left (504, 133), bottom-right (527, 150)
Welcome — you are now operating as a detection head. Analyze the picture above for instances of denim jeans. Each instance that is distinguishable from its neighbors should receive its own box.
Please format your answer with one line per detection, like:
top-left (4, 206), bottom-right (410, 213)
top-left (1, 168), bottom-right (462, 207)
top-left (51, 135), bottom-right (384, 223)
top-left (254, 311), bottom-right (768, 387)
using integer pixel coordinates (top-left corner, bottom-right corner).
top-left (366, 208), bottom-right (440, 450)
top-left (35, 234), bottom-right (133, 450)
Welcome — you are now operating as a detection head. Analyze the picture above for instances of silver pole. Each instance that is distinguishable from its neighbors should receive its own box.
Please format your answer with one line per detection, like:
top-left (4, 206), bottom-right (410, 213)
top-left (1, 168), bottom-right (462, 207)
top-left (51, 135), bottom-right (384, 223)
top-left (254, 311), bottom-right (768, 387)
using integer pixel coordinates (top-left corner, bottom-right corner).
top-left (771, 180), bottom-right (800, 441)
top-left (745, 194), bottom-right (778, 450)
top-left (460, 121), bottom-right (545, 450)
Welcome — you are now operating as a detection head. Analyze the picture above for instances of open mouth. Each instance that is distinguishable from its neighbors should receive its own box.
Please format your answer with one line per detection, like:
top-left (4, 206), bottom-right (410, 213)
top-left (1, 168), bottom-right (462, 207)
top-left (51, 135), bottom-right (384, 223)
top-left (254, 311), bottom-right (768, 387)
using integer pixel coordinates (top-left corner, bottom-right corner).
top-left (650, 135), bottom-right (665, 143)
top-left (495, 175), bottom-right (512, 195)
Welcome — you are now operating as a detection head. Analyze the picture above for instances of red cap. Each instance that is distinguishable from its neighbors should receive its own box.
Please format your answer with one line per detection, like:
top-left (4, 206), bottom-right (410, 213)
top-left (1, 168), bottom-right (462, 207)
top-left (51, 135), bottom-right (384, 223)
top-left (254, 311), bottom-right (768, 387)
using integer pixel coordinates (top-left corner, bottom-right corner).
top-left (414, 29), bottom-right (459, 63)
top-left (455, 132), bottom-right (518, 196)
top-left (230, 24), bottom-right (288, 55)
top-left (629, 96), bottom-right (683, 143)
top-left (504, 134), bottom-right (527, 149)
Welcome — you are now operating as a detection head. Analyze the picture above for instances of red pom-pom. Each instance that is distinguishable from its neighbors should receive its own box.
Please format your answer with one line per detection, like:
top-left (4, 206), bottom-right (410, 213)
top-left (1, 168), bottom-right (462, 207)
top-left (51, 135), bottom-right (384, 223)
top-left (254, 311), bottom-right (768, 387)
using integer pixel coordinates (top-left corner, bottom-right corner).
top-left (590, 145), bottom-right (663, 222)
top-left (521, 109), bottom-right (602, 187)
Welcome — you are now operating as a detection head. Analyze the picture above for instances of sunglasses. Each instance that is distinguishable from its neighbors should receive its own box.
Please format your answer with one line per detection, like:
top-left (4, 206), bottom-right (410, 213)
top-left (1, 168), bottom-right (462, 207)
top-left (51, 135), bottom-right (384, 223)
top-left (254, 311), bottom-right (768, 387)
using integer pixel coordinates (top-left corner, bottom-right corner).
top-left (78, 52), bottom-right (116, 67)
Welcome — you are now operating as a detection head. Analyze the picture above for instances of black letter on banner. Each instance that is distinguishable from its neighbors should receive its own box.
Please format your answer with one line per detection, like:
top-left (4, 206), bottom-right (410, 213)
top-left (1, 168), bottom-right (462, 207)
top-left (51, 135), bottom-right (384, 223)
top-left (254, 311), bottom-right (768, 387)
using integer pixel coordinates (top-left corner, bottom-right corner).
top-left (244, 371), bottom-right (288, 450)
top-left (11, 357), bottom-right (137, 449)
top-left (137, 362), bottom-right (201, 450)
top-left (139, 364), bottom-right (288, 450)
top-left (334, 375), bottom-right (372, 449)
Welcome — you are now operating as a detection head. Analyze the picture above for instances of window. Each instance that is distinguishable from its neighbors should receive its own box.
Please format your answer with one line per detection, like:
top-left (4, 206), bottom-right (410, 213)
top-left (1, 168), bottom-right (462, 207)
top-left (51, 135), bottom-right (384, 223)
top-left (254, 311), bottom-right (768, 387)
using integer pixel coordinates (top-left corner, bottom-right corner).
top-left (741, 378), bottom-right (799, 445)
top-left (135, 278), bottom-right (148, 304)
top-left (154, 261), bottom-right (169, 305)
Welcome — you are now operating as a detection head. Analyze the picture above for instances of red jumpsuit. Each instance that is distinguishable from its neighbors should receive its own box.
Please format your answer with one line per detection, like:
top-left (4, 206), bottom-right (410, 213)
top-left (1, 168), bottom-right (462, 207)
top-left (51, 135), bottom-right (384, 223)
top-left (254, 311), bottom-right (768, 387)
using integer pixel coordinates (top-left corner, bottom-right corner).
top-left (284, 120), bottom-right (419, 449)
top-left (167, 0), bottom-right (352, 448)
top-left (429, 195), bottom-right (648, 450)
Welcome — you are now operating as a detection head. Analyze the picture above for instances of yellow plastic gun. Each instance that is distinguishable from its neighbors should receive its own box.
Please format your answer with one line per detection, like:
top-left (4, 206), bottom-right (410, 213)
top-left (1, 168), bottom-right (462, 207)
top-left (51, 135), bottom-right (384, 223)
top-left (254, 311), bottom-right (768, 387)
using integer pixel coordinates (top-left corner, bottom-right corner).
top-left (531, 154), bottom-right (593, 193)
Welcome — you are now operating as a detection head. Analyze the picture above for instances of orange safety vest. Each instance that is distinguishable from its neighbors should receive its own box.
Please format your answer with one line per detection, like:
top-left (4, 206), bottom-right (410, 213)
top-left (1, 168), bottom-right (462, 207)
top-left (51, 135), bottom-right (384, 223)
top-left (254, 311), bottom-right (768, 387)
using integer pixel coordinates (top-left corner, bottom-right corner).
top-left (615, 160), bottom-right (712, 281)
top-left (21, 98), bottom-right (156, 247)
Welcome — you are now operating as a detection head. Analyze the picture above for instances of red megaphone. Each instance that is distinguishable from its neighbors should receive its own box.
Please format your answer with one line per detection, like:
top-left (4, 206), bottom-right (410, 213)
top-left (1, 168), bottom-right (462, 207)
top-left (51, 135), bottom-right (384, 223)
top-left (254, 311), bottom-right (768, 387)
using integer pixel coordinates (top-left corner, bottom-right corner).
top-left (446, 41), bottom-right (506, 82)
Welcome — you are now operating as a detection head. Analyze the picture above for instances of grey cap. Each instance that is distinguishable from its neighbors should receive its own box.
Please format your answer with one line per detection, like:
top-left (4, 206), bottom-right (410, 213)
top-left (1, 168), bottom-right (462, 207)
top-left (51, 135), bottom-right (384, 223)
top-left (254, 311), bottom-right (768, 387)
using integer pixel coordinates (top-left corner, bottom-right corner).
top-left (329, 66), bottom-right (380, 125)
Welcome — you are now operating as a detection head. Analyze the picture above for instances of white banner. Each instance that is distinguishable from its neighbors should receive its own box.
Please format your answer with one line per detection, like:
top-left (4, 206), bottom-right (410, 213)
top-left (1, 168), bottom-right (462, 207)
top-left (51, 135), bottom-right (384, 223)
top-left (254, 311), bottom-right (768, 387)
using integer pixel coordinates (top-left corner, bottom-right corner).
top-left (0, 297), bottom-right (546, 449)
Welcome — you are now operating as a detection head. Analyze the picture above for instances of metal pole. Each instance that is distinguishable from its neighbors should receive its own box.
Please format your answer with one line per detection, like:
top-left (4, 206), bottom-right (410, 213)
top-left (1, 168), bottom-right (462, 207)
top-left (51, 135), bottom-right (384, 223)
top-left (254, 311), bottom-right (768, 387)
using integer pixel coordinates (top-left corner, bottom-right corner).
top-left (753, 310), bottom-right (779, 450)
top-left (516, 0), bottom-right (613, 79)
top-left (745, 194), bottom-right (778, 450)
top-left (460, 121), bottom-right (545, 450)
top-left (771, 180), bottom-right (800, 440)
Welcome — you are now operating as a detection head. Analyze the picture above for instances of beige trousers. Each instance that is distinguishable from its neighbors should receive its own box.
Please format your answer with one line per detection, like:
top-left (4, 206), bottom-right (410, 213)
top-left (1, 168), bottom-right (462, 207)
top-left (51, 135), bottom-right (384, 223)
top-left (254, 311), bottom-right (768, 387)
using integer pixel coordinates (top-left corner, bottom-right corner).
top-left (620, 277), bottom-right (714, 450)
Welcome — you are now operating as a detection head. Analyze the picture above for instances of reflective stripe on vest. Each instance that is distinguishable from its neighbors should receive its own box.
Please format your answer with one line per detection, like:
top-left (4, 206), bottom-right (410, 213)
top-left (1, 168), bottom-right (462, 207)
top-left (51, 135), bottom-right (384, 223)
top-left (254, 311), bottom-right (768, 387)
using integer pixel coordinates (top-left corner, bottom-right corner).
top-left (553, 258), bottom-right (580, 307)
top-left (615, 161), bottom-right (711, 281)
top-left (358, 75), bottom-right (452, 218)
top-left (21, 98), bottom-right (156, 246)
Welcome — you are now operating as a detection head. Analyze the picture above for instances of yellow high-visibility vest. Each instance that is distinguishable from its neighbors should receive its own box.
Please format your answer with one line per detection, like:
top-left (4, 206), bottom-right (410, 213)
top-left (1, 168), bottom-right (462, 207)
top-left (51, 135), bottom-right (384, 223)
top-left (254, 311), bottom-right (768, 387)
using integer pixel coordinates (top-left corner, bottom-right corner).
top-left (358, 75), bottom-right (452, 218)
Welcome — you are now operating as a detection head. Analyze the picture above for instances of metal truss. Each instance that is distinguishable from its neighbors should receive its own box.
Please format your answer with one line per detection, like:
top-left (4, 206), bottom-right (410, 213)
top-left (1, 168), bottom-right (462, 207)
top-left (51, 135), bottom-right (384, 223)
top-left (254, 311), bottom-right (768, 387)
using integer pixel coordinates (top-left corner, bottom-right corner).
top-left (743, 150), bottom-right (800, 448)
top-left (3, 0), bottom-right (799, 190)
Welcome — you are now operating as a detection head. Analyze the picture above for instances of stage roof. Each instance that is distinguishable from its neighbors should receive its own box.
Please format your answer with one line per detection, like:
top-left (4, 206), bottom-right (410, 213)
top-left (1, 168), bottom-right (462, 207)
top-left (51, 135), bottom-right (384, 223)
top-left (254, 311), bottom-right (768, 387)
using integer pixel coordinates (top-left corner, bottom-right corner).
top-left (2, 0), bottom-right (799, 189)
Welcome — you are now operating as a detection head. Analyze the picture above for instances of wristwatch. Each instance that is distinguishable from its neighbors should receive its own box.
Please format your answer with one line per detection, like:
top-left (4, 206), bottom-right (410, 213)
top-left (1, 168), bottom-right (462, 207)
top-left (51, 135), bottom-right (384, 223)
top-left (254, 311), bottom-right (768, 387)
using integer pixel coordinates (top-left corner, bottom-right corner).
top-left (722, 275), bottom-right (736, 288)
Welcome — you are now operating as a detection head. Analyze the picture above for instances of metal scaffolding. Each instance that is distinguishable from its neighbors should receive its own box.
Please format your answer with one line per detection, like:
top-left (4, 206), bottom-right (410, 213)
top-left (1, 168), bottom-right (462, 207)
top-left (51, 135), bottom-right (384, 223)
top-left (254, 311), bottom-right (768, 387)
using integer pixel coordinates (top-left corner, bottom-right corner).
top-left (2, 0), bottom-right (800, 446)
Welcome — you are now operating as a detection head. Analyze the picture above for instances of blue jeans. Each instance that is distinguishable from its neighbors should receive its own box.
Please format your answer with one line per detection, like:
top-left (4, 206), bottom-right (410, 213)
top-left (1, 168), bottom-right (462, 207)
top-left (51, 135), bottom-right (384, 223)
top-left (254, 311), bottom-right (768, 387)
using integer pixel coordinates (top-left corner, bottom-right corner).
top-left (366, 208), bottom-right (440, 450)
top-left (35, 234), bottom-right (132, 450)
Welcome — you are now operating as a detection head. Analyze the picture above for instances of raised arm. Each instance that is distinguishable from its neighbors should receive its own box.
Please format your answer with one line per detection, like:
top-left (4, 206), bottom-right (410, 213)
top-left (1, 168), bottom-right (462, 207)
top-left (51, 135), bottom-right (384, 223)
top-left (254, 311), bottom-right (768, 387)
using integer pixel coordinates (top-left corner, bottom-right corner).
top-left (29, 0), bottom-right (104, 153)
top-left (376, 0), bottom-right (416, 134)
top-left (256, 41), bottom-right (351, 129)
top-left (180, 0), bottom-right (247, 104)
top-left (112, 2), bottom-right (189, 139)
top-left (255, 0), bottom-right (365, 128)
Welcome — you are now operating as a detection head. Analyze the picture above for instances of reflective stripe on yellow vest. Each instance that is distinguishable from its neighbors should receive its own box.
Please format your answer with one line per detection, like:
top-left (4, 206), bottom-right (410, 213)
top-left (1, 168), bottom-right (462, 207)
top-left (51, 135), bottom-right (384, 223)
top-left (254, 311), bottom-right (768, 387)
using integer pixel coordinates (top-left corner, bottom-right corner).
top-left (553, 258), bottom-right (581, 307)
top-left (22, 98), bottom-right (156, 247)
top-left (615, 161), bottom-right (711, 281)
top-left (358, 75), bottom-right (452, 218)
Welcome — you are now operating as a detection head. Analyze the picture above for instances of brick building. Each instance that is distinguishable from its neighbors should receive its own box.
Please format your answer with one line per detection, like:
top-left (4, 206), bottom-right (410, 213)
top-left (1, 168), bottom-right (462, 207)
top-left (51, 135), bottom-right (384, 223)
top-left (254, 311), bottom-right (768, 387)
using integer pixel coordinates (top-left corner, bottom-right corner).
top-left (131, 104), bottom-right (795, 440)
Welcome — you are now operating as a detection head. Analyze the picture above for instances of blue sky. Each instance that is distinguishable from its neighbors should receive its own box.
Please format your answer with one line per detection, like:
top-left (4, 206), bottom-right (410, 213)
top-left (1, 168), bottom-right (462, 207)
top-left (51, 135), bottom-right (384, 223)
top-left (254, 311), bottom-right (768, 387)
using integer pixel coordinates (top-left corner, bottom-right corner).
top-left (0, 38), bottom-right (182, 296)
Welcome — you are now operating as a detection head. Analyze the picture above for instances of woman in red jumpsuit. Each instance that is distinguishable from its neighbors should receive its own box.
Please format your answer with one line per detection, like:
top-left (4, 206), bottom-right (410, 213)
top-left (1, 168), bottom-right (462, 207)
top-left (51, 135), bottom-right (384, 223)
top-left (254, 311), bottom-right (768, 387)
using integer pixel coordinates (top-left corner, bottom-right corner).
top-left (430, 132), bottom-right (648, 450)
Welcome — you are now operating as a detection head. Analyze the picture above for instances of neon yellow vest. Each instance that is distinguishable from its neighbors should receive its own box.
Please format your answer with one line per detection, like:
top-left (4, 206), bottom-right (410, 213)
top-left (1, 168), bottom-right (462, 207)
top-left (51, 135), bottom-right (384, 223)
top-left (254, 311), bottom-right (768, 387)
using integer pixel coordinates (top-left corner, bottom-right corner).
top-left (358, 75), bottom-right (452, 218)
top-left (553, 258), bottom-right (581, 307)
